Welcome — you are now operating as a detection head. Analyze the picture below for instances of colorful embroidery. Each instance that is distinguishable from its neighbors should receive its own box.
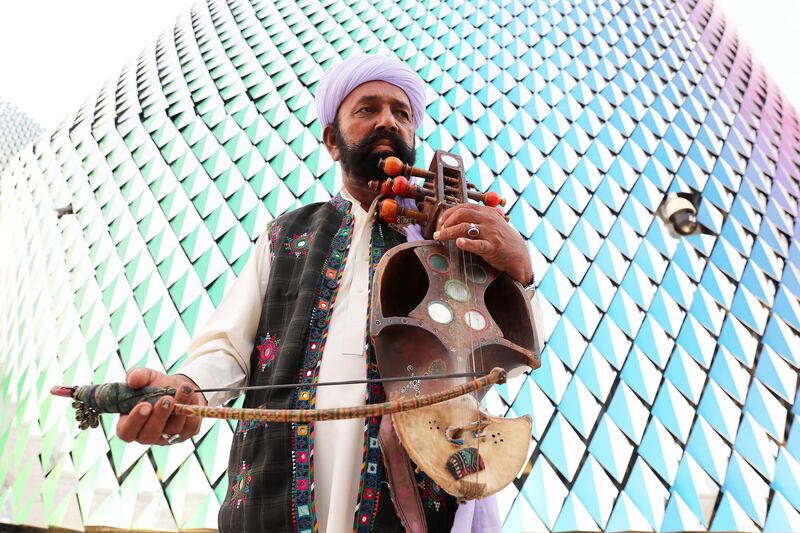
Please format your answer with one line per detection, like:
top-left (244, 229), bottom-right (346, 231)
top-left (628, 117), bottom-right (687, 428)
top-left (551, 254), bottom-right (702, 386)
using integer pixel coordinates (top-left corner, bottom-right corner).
top-left (268, 222), bottom-right (282, 259)
top-left (256, 333), bottom-right (279, 371)
top-left (269, 222), bottom-right (282, 242)
top-left (417, 471), bottom-right (448, 512)
top-left (231, 461), bottom-right (252, 508)
top-left (237, 403), bottom-right (268, 437)
top-left (330, 193), bottom-right (350, 213)
top-left (291, 193), bottom-right (353, 533)
top-left (284, 232), bottom-right (314, 257)
top-left (446, 447), bottom-right (485, 480)
top-left (352, 219), bottom-right (389, 533)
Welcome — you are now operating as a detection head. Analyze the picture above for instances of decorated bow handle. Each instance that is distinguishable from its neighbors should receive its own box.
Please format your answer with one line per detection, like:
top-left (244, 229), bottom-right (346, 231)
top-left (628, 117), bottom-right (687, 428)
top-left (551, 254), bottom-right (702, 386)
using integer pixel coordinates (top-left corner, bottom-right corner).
top-left (51, 368), bottom-right (507, 430)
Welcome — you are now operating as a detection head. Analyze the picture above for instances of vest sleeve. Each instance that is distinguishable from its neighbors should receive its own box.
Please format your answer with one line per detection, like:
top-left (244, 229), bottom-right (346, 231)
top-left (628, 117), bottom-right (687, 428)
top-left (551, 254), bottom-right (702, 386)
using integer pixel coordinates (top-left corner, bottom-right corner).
top-left (178, 230), bottom-right (271, 406)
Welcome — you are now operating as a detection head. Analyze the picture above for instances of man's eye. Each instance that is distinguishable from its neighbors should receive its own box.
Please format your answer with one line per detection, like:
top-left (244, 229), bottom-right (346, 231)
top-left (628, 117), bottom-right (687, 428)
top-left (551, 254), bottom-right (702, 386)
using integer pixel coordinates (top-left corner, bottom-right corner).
top-left (358, 106), bottom-right (374, 113)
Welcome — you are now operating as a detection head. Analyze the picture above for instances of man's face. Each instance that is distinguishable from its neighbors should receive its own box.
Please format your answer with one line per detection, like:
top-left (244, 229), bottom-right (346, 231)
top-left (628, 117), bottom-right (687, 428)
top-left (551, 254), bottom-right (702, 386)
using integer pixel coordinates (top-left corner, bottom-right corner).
top-left (324, 81), bottom-right (416, 186)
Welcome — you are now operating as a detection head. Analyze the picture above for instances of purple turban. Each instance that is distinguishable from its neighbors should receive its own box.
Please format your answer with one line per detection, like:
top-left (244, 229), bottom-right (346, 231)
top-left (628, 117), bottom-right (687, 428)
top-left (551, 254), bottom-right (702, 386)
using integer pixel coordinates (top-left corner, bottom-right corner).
top-left (315, 54), bottom-right (426, 130)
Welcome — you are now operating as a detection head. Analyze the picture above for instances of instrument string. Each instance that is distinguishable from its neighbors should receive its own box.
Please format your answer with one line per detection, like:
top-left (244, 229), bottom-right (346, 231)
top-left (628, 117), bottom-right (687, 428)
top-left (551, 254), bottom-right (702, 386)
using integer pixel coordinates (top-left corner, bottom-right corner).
top-left (458, 193), bottom-right (487, 488)
top-left (458, 235), bottom-right (478, 486)
top-left (446, 236), bottom-right (468, 435)
top-left (469, 239), bottom-right (487, 486)
top-left (193, 371), bottom-right (486, 393)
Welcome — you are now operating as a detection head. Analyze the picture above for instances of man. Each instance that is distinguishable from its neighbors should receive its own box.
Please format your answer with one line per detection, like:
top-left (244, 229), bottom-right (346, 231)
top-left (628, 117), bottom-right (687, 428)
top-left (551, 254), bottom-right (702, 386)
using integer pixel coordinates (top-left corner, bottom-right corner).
top-left (116, 54), bottom-right (539, 532)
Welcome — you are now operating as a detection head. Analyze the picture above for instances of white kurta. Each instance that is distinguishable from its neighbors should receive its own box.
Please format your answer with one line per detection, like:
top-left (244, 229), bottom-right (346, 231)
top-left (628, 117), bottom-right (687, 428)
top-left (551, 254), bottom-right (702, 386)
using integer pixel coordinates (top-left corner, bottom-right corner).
top-left (179, 188), bottom-right (545, 532)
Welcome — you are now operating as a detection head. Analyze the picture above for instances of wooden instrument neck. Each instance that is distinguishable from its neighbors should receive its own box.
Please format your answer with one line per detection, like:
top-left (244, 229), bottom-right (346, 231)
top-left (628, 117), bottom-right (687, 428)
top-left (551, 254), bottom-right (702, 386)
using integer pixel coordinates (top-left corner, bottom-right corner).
top-left (371, 151), bottom-right (506, 236)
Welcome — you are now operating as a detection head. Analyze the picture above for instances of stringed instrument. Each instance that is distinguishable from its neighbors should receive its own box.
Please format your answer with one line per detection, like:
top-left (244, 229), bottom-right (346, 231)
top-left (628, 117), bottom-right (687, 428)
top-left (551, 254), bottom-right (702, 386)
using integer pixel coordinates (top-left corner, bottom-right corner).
top-left (369, 151), bottom-right (541, 500)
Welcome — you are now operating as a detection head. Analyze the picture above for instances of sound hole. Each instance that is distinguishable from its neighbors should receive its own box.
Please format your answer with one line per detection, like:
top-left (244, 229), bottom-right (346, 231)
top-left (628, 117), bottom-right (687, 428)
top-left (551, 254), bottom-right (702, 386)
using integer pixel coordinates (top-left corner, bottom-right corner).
top-left (484, 275), bottom-right (534, 347)
top-left (464, 310), bottom-right (487, 331)
top-left (380, 247), bottom-right (429, 317)
top-left (491, 431), bottom-right (503, 445)
top-left (427, 253), bottom-right (449, 273)
top-left (444, 280), bottom-right (470, 302)
top-left (465, 263), bottom-right (487, 284)
top-left (428, 301), bottom-right (453, 324)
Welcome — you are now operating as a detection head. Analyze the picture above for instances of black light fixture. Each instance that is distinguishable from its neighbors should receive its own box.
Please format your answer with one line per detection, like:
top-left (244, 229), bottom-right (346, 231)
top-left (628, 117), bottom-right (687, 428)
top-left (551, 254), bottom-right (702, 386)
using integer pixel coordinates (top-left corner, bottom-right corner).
top-left (656, 191), bottom-right (714, 238)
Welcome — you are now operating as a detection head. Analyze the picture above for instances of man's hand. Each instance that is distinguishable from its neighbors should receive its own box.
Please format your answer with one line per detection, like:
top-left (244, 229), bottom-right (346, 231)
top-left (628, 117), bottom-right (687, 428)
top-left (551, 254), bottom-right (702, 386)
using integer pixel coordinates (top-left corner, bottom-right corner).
top-left (116, 368), bottom-right (206, 445)
top-left (433, 204), bottom-right (533, 284)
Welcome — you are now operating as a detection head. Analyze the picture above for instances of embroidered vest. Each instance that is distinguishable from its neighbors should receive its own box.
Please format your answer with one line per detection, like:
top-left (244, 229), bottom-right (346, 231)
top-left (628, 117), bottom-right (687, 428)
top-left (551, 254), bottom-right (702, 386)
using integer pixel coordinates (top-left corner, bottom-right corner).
top-left (217, 195), bottom-right (456, 532)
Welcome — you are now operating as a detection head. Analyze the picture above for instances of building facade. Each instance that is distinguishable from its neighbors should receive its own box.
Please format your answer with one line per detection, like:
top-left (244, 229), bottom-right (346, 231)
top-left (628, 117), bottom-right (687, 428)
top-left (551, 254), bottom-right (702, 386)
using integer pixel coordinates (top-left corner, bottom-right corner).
top-left (0, 0), bottom-right (798, 530)
top-left (0, 100), bottom-right (43, 170)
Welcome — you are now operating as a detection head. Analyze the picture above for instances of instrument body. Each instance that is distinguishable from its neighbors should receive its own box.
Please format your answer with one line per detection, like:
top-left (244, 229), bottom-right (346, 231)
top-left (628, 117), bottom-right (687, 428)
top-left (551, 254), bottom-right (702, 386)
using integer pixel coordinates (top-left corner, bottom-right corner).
top-left (370, 151), bottom-right (541, 500)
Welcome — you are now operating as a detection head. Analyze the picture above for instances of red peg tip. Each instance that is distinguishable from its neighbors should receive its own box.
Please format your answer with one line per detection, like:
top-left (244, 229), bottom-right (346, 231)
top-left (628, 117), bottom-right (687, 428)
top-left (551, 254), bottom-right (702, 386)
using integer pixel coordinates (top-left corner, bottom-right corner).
top-left (381, 156), bottom-right (405, 177)
top-left (484, 191), bottom-right (502, 207)
top-left (379, 179), bottom-right (393, 197)
top-left (392, 176), bottom-right (409, 196)
top-left (379, 199), bottom-right (399, 223)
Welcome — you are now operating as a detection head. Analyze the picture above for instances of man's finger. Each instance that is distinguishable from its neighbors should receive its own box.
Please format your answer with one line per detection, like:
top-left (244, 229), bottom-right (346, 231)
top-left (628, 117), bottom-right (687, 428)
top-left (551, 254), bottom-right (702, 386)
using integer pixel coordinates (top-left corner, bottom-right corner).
top-left (438, 204), bottom-right (482, 228)
top-left (437, 206), bottom-right (456, 228)
top-left (162, 412), bottom-right (186, 437)
top-left (433, 222), bottom-right (473, 242)
top-left (136, 396), bottom-right (174, 444)
top-left (126, 367), bottom-right (159, 389)
top-left (162, 383), bottom-right (193, 436)
top-left (179, 414), bottom-right (202, 443)
top-left (455, 237), bottom-right (493, 256)
top-left (117, 402), bottom-right (153, 442)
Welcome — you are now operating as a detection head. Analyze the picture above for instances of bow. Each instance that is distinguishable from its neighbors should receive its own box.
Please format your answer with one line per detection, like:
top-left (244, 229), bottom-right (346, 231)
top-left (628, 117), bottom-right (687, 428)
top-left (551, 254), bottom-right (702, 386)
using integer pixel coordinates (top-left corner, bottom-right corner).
top-left (52, 368), bottom-right (506, 429)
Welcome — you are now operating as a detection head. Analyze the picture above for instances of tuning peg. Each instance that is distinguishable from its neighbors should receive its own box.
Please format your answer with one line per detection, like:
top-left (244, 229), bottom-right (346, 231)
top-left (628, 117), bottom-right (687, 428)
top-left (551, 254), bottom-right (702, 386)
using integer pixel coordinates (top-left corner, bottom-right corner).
top-left (378, 199), bottom-right (427, 224)
top-left (482, 191), bottom-right (505, 208)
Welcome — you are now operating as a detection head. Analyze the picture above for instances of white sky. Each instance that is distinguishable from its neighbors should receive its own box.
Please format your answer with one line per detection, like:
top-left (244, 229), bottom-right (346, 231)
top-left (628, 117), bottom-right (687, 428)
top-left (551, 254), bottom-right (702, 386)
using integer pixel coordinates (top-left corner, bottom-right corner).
top-left (715, 0), bottom-right (800, 114)
top-left (0, 0), bottom-right (799, 131)
top-left (0, 0), bottom-right (196, 130)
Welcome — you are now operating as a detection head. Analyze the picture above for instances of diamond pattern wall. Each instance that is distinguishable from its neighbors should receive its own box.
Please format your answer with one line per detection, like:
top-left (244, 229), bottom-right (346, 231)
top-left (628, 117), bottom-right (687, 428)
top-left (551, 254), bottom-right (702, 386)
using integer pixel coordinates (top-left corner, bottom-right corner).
top-left (1, 0), bottom-right (799, 530)
top-left (0, 100), bottom-right (44, 170)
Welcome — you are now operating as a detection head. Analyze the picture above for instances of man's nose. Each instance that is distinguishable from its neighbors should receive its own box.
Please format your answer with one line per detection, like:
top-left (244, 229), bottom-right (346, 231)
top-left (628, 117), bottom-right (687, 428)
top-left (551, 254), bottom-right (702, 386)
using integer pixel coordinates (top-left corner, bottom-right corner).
top-left (374, 106), bottom-right (399, 132)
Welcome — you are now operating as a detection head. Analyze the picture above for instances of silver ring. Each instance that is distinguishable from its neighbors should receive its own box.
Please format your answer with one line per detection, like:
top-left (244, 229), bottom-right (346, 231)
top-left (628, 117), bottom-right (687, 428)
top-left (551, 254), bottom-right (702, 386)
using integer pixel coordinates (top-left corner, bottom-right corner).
top-left (466, 223), bottom-right (480, 239)
top-left (161, 433), bottom-right (180, 445)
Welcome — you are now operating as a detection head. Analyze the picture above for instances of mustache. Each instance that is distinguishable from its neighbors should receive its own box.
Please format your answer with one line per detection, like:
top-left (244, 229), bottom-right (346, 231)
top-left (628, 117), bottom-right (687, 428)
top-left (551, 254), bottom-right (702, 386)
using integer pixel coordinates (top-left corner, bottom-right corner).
top-left (334, 125), bottom-right (416, 183)
top-left (351, 130), bottom-right (406, 153)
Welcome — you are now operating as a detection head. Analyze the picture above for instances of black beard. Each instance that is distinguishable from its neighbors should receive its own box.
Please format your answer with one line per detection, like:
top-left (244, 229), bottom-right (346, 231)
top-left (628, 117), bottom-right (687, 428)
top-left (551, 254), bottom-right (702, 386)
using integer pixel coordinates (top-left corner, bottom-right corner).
top-left (334, 125), bottom-right (416, 185)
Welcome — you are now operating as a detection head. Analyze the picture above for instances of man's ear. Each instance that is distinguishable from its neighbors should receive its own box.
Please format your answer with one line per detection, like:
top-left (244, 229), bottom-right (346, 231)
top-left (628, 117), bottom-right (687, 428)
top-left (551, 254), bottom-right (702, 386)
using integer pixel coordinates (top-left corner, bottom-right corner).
top-left (322, 124), bottom-right (340, 162)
